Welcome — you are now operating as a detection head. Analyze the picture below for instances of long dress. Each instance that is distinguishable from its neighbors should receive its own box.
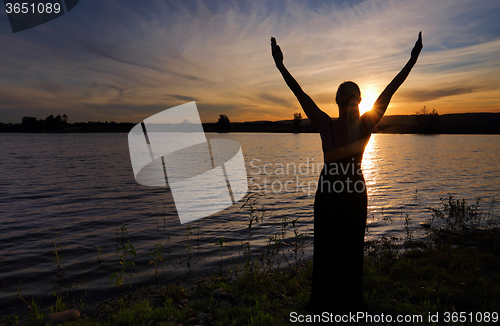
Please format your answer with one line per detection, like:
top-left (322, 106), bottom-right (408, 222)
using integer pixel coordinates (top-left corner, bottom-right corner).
top-left (308, 127), bottom-right (371, 314)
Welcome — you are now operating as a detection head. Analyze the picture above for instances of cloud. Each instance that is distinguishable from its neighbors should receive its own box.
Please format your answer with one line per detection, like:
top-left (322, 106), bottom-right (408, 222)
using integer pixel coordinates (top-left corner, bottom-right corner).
top-left (1, 0), bottom-right (500, 122)
top-left (399, 87), bottom-right (475, 102)
top-left (169, 94), bottom-right (199, 102)
top-left (259, 93), bottom-right (293, 108)
top-left (80, 39), bottom-right (165, 73)
top-left (78, 39), bottom-right (203, 82)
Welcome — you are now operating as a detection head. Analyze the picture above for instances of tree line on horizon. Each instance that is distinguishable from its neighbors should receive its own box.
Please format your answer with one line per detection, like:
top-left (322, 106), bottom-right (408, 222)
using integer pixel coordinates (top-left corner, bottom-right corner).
top-left (0, 114), bottom-right (137, 132)
top-left (214, 108), bottom-right (441, 134)
top-left (3, 108), bottom-right (498, 134)
top-left (21, 114), bottom-right (68, 132)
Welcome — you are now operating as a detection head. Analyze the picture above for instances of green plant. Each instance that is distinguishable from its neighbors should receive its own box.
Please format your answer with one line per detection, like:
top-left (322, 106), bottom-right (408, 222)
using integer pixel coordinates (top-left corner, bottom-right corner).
top-left (240, 190), bottom-right (266, 262)
top-left (486, 196), bottom-right (499, 227)
top-left (427, 195), bottom-right (484, 230)
top-left (50, 230), bottom-right (64, 269)
top-left (112, 299), bottom-right (155, 325)
top-left (149, 242), bottom-right (164, 281)
top-left (50, 230), bottom-right (65, 279)
top-left (50, 291), bottom-right (67, 313)
top-left (381, 206), bottom-right (393, 223)
top-left (29, 297), bottom-right (45, 325)
top-left (279, 214), bottom-right (289, 240)
top-left (404, 212), bottom-right (413, 241)
top-left (4, 314), bottom-right (19, 326)
top-left (159, 284), bottom-right (187, 302)
top-left (17, 281), bottom-right (45, 325)
top-left (116, 223), bottom-right (128, 246)
top-left (290, 217), bottom-right (305, 267)
top-left (268, 235), bottom-right (282, 269)
top-left (110, 237), bottom-right (137, 290)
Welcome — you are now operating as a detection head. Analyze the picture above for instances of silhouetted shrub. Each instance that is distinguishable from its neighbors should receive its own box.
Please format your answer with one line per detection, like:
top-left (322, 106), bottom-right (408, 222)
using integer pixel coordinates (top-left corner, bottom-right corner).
top-left (293, 112), bottom-right (302, 133)
top-left (414, 107), bottom-right (441, 133)
top-left (216, 114), bottom-right (230, 132)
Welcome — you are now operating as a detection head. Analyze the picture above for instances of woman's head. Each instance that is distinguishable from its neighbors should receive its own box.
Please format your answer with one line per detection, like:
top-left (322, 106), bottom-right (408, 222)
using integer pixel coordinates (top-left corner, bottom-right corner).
top-left (335, 81), bottom-right (361, 109)
top-left (336, 81), bottom-right (362, 142)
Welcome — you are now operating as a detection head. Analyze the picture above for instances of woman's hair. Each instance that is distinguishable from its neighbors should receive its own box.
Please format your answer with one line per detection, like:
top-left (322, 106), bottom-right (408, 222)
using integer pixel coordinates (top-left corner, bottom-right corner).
top-left (336, 81), bottom-right (362, 143)
top-left (335, 81), bottom-right (361, 108)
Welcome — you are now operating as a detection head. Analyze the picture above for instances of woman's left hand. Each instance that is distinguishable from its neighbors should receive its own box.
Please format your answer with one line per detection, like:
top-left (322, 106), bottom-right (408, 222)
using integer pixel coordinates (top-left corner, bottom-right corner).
top-left (271, 37), bottom-right (284, 66)
top-left (411, 31), bottom-right (423, 59)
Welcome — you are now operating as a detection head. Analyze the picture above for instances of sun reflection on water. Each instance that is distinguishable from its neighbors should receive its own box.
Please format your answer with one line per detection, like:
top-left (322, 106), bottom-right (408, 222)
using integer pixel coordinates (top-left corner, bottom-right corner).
top-left (362, 135), bottom-right (379, 195)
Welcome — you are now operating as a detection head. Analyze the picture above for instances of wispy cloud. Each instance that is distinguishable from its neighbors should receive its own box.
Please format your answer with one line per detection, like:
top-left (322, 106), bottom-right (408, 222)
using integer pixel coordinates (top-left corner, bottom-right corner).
top-left (169, 94), bottom-right (199, 102)
top-left (399, 87), bottom-right (475, 102)
top-left (0, 0), bottom-right (499, 122)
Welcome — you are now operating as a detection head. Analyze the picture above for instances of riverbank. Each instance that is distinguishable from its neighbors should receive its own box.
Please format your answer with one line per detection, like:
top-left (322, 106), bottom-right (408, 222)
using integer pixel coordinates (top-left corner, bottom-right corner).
top-left (2, 113), bottom-right (500, 134)
top-left (3, 226), bottom-right (499, 326)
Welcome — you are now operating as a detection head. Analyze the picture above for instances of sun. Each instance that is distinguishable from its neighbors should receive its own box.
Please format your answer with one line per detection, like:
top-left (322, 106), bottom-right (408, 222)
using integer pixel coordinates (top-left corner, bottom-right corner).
top-left (359, 90), bottom-right (379, 116)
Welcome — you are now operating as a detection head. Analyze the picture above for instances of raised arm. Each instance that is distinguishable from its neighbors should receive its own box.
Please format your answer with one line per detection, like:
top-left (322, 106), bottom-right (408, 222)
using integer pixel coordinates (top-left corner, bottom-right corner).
top-left (271, 37), bottom-right (331, 131)
top-left (361, 32), bottom-right (423, 132)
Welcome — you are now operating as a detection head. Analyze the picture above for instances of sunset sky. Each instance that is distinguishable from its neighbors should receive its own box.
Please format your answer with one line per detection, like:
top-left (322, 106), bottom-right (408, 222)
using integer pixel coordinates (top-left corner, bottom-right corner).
top-left (0, 0), bottom-right (499, 124)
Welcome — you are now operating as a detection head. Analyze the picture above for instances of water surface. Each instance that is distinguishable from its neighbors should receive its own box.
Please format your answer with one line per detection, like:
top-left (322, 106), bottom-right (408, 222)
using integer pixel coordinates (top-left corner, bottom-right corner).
top-left (1, 133), bottom-right (499, 306)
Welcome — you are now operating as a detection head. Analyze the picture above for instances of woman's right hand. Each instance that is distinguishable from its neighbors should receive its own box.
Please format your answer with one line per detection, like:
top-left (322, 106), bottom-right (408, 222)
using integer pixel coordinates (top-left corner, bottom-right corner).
top-left (411, 32), bottom-right (423, 59)
top-left (271, 37), bottom-right (284, 66)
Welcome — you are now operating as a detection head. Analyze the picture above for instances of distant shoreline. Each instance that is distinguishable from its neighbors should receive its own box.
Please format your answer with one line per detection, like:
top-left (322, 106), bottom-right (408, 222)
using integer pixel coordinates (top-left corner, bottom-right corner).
top-left (1, 112), bottom-right (499, 134)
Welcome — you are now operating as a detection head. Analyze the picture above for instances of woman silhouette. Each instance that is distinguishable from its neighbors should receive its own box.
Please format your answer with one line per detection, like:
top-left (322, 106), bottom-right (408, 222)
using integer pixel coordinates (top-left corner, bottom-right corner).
top-left (271, 32), bottom-right (422, 313)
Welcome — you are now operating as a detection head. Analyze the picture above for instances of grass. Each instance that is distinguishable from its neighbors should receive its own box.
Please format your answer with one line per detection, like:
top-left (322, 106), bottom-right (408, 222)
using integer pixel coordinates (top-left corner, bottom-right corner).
top-left (16, 282), bottom-right (46, 325)
top-left (49, 291), bottom-right (67, 314)
top-left (50, 230), bottom-right (65, 279)
top-left (149, 243), bottom-right (164, 282)
top-left (363, 229), bottom-right (500, 319)
top-left (427, 195), bottom-right (496, 230)
top-left (5, 227), bottom-right (499, 325)
top-left (110, 239), bottom-right (137, 291)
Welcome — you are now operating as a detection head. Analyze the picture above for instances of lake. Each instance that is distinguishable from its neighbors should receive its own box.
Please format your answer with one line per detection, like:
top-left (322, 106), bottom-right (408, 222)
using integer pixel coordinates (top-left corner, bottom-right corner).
top-left (1, 132), bottom-right (499, 308)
